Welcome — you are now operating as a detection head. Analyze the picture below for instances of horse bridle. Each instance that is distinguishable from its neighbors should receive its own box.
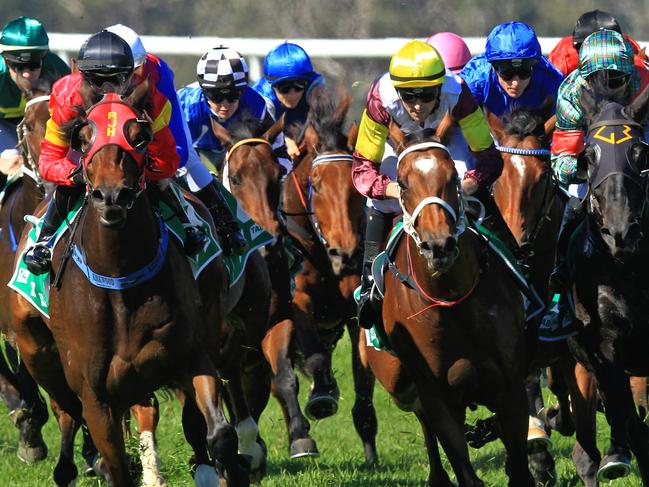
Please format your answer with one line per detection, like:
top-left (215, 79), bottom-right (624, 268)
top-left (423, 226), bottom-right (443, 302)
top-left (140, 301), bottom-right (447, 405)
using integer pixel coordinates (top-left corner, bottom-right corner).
top-left (397, 142), bottom-right (468, 249)
top-left (15, 95), bottom-right (50, 189)
top-left (496, 144), bottom-right (556, 255)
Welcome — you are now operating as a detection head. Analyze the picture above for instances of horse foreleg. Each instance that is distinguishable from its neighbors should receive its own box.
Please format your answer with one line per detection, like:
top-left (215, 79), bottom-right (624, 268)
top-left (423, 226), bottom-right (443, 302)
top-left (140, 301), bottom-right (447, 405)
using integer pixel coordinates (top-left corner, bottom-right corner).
top-left (190, 373), bottom-right (250, 487)
top-left (131, 397), bottom-right (166, 487)
top-left (82, 393), bottom-right (133, 487)
top-left (347, 320), bottom-right (378, 465)
top-left (50, 399), bottom-right (82, 487)
top-left (262, 318), bottom-right (318, 458)
top-left (415, 411), bottom-right (454, 487)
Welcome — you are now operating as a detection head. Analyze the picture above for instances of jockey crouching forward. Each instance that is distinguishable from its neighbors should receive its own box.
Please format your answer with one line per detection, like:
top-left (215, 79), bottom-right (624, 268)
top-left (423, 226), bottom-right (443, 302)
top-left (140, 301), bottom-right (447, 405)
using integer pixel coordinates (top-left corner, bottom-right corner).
top-left (0, 16), bottom-right (69, 184)
top-left (23, 30), bottom-right (247, 275)
top-left (353, 39), bottom-right (511, 329)
top-left (177, 46), bottom-right (291, 177)
top-left (540, 29), bottom-right (649, 341)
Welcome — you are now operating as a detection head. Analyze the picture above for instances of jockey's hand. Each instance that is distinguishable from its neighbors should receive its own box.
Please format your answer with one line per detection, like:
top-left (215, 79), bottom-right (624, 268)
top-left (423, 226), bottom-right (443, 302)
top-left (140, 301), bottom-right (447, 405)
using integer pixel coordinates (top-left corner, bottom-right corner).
top-left (385, 181), bottom-right (401, 199)
top-left (0, 151), bottom-right (23, 176)
top-left (461, 176), bottom-right (479, 196)
top-left (68, 166), bottom-right (85, 185)
top-left (285, 136), bottom-right (301, 160)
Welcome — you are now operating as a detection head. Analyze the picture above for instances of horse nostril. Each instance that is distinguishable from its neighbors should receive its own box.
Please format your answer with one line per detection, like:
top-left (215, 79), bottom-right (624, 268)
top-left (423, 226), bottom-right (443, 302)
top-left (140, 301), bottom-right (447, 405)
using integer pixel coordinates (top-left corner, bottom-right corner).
top-left (115, 187), bottom-right (136, 207)
top-left (92, 188), bottom-right (106, 204)
top-left (328, 247), bottom-right (341, 257)
top-left (420, 240), bottom-right (432, 251)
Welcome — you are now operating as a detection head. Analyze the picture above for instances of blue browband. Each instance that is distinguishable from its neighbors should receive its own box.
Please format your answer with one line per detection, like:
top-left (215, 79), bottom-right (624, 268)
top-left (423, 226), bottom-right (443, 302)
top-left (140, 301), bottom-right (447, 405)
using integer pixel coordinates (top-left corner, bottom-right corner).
top-left (71, 217), bottom-right (169, 290)
top-left (496, 145), bottom-right (551, 156)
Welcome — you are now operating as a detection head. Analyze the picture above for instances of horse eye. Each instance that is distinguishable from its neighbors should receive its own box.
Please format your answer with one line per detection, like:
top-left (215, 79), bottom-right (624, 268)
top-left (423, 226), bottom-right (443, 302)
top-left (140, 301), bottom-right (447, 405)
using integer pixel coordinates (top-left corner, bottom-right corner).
top-left (398, 179), bottom-right (408, 190)
top-left (228, 173), bottom-right (241, 186)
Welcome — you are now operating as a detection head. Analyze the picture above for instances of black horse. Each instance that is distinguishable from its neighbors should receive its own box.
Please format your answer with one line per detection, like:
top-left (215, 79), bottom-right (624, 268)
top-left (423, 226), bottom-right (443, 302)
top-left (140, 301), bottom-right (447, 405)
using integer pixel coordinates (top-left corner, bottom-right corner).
top-left (568, 79), bottom-right (649, 483)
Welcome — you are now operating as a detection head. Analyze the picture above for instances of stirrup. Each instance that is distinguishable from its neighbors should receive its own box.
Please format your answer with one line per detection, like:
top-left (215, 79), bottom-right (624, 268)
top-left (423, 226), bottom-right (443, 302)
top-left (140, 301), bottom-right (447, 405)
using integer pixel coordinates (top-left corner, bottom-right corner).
top-left (215, 222), bottom-right (248, 256)
top-left (23, 243), bottom-right (52, 276)
top-left (183, 226), bottom-right (208, 257)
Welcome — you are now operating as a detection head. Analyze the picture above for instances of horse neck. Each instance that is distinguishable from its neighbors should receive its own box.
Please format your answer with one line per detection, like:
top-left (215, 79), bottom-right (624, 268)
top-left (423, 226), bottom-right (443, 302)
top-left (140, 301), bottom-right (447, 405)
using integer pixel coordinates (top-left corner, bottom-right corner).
top-left (80, 196), bottom-right (161, 276)
top-left (283, 152), bottom-right (314, 227)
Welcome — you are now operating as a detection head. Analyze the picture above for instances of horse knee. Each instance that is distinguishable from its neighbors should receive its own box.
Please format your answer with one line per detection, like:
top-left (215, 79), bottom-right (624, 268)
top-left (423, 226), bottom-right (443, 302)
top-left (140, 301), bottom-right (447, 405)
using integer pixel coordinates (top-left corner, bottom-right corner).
top-left (447, 358), bottom-right (478, 391)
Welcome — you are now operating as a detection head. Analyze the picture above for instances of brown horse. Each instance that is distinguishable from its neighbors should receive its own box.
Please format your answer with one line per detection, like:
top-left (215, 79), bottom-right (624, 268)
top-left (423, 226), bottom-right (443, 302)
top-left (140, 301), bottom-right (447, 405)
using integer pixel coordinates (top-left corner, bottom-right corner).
top-left (362, 128), bottom-right (533, 486)
top-left (0, 83), bottom-right (55, 464)
top-left (10, 88), bottom-right (249, 486)
top-left (212, 114), bottom-right (319, 459)
top-left (282, 88), bottom-right (377, 463)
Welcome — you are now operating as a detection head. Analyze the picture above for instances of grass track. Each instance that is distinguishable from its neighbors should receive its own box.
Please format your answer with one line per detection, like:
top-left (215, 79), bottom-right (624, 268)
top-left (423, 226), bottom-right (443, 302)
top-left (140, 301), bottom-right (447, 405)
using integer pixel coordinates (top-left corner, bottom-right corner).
top-left (0, 331), bottom-right (642, 486)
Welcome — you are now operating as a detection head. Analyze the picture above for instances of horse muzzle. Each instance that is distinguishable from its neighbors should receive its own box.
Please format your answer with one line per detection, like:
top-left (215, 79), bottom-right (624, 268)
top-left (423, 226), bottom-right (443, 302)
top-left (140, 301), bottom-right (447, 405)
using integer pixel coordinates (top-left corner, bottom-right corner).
top-left (420, 237), bottom-right (458, 274)
top-left (91, 185), bottom-right (136, 227)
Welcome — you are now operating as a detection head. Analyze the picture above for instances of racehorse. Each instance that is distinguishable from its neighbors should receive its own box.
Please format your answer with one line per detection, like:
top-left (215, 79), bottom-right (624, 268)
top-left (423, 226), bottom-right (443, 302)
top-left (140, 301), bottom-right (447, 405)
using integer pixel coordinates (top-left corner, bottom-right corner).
top-left (362, 128), bottom-right (534, 486)
top-left (564, 79), bottom-right (649, 483)
top-left (282, 87), bottom-right (378, 464)
top-left (9, 85), bottom-right (250, 486)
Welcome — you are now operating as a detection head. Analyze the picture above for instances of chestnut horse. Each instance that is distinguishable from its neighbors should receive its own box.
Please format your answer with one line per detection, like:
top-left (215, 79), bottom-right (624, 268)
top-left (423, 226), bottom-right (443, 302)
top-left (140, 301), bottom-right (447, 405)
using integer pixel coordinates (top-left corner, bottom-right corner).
top-left (281, 88), bottom-right (377, 463)
top-left (10, 88), bottom-right (250, 486)
top-left (211, 114), bottom-right (319, 459)
top-left (362, 129), bottom-right (533, 486)
top-left (0, 84), bottom-right (51, 464)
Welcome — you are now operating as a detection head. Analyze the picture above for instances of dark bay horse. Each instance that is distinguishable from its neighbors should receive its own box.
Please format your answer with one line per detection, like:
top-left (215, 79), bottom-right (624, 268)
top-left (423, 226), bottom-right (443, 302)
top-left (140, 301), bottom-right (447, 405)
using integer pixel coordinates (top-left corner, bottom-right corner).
top-left (564, 81), bottom-right (649, 483)
top-left (211, 114), bottom-right (319, 459)
top-left (0, 83), bottom-right (53, 464)
top-left (282, 88), bottom-right (378, 464)
top-left (10, 88), bottom-right (250, 486)
top-left (363, 129), bottom-right (533, 486)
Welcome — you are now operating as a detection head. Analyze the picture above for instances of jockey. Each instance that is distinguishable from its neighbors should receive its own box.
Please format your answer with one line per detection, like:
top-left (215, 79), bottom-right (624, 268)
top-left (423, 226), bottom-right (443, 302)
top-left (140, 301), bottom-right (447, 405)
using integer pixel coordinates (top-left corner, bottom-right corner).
top-left (106, 25), bottom-right (247, 257)
top-left (426, 32), bottom-right (472, 74)
top-left (353, 39), bottom-right (510, 329)
top-left (541, 29), bottom-right (649, 340)
top-left (548, 10), bottom-right (648, 77)
top-left (177, 46), bottom-right (291, 175)
top-left (460, 21), bottom-right (563, 118)
top-left (252, 42), bottom-right (325, 159)
top-left (0, 16), bottom-right (69, 182)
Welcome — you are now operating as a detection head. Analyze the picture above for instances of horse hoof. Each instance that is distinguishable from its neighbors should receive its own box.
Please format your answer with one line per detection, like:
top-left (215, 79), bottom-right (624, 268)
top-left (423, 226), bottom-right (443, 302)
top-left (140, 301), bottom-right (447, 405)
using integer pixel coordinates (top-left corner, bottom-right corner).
top-left (597, 452), bottom-right (631, 482)
top-left (17, 440), bottom-right (47, 464)
top-left (527, 417), bottom-right (551, 454)
top-left (305, 392), bottom-right (339, 420)
top-left (194, 464), bottom-right (220, 487)
top-left (289, 438), bottom-right (319, 459)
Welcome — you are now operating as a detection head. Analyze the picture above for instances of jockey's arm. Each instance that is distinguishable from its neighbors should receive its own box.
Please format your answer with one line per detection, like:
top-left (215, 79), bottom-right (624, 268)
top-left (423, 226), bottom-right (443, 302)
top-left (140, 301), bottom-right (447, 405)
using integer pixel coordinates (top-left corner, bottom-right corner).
top-left (352, 79), bottom-right (394, 200)
top-left (551, 86), bottom-right (585, 185)
top-left (39, 116), bottom-right (78, 186)
top-left (144, 94), bottom-right (180, 180)
top-left (452, 82), bottom-right (503, 190)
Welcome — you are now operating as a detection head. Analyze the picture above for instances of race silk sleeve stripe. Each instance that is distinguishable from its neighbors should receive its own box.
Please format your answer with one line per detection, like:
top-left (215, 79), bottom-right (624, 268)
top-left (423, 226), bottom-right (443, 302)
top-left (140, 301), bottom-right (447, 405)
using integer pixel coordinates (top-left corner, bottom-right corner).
top-left (355, 109), bottom-right (389, 163)
top-left (44, 117), bottom-right (68, 147)
top-left (457, 107), bottom-right (494, 152)
top-left (152, 99), bottom-right (172, 134)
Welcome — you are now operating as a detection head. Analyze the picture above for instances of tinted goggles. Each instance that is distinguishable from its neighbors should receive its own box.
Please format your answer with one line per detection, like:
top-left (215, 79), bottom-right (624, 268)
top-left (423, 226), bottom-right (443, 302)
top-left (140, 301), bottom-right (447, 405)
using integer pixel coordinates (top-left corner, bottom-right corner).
top-left (396, 86), bottom-right (441, 103)
top-left (606, 72), bottom-right (631, 89)
top-left (275, 81), bottom-right (306, 94)
top-left (5, 59), bottom-right (42, 72)
top-left (82, 71), bottom-right (132, 92)
top-left (204, 88), bottom-right (242, 103)
top-left (495, 64), bottom-right (534, 81)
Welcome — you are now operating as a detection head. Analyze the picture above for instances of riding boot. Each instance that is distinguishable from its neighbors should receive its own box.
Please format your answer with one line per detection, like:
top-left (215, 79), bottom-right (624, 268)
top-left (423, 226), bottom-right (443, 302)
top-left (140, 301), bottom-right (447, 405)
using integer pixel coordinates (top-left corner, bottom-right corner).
top-left (148, 182), bottom-right (206, 257)
top-left (193, 177), bottom-right (248, 256)
top-left (548, 197), bottom-right (585, 294)
top-left (471, 186), bottom-right (521, 256)
top-left (357, 208), bottom-right (393, 330)
top-left (23, 185), bottom-right (79, 275)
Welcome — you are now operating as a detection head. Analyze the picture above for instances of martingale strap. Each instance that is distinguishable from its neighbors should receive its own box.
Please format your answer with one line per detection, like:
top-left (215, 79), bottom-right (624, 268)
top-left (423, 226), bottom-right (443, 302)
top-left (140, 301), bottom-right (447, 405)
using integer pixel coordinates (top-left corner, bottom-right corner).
top-left (71, 217), bottom-right (169, 289)
top-left (496, 145), bottom-right (551, 157)
top-left (312, 153), bottom-right (354, 166)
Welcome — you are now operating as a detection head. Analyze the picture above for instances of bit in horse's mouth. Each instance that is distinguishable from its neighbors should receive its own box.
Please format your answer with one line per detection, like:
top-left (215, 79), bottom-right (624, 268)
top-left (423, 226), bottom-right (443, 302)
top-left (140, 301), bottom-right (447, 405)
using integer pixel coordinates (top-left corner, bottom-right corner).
top-left (99, 205), bottom-right (128, 228)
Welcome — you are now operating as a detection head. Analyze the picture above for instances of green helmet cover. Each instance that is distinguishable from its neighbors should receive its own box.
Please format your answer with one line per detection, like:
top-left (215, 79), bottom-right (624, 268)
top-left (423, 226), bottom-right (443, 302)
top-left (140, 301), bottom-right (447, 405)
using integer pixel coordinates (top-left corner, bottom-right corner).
top-left (0, 17), bottom-right (49, 62)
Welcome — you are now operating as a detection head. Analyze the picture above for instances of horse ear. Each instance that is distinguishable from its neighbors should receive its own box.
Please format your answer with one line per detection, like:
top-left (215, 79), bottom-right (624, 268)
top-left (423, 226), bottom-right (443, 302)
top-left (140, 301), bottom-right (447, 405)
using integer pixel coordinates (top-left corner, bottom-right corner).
top-left (333, 87), bottom-right (351, 123)
top-left (581, 87), bottom-right (598, 124)
top-left (484, 108), bottom-right (505, 144)
top-left (70, 58), bottom-right (78, 74)
top-left (544, 114), bottom-right (557, 138)
top-left (347, 121), bottom-right (359, 150)
top-left (434, 110), bottom-right (454, 145)
top-left (210, 118), bottom-right (233, 149)
top-left (626, 82), bottom-right (649, 124)
top-left (262, 113), bottom-right (285, 143)
top-left (388, 120), bottom-right (406, 152)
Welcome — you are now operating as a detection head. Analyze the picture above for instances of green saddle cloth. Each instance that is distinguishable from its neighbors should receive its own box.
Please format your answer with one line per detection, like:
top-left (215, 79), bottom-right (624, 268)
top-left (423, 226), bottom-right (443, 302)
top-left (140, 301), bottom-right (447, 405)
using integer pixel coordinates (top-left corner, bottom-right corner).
top-left (8, 183), bottom-right (274, 318)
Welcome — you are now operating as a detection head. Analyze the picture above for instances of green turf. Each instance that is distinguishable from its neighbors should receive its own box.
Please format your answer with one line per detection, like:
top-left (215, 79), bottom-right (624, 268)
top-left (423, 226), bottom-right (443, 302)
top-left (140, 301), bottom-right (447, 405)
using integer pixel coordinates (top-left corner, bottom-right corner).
top-left (0, 331), bottom-right (643, 486)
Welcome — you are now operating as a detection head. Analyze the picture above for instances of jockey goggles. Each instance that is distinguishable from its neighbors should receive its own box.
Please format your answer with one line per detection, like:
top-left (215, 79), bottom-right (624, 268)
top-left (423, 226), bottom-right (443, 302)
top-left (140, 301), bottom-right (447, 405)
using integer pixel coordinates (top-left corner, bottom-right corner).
top-left (204, 87), bottom-right (243, 103)
top-left (4, 58), bottom-right (42, 72)
top-left (396, 85), bottom-right (441, 103)
top-left (605, 71), bottom-right (631, 89)
top-left (82, 69), bottom-right (133, 94)
top-left (274, 80), bottom-right (307, 94)
top-left (492, 59), bottom-right (536, 81)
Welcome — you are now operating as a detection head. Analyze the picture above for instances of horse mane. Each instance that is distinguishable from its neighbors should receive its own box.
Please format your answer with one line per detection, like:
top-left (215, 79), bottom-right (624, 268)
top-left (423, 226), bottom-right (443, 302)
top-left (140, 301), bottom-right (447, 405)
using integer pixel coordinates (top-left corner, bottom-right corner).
top-left (25, 78), bottom-right (52, 98)
top-left (226, 110), bottom-right (273, 141)
top-left (401, 128), bottom-right (440, 150)
top-left (502, 97), bottom-right (555, 139)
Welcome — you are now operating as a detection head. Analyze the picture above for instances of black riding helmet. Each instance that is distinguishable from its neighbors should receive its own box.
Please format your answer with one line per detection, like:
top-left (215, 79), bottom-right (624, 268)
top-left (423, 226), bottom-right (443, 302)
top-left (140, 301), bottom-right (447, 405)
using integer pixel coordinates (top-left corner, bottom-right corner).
top-left (77, 30), bottom-right (134, 93)
top-left (573, 10), bottom-right (622, 50)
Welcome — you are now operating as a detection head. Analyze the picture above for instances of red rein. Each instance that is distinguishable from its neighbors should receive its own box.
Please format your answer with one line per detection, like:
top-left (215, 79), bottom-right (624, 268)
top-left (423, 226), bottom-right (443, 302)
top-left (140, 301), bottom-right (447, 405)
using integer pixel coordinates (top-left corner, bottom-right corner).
top-left (405, 234), bottom-right (479, 320)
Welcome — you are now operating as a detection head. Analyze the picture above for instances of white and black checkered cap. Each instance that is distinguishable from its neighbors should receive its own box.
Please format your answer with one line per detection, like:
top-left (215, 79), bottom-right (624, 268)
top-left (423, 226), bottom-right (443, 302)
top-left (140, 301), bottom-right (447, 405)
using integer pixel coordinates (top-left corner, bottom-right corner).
top-left (197, 46), bottom-right (248, 89)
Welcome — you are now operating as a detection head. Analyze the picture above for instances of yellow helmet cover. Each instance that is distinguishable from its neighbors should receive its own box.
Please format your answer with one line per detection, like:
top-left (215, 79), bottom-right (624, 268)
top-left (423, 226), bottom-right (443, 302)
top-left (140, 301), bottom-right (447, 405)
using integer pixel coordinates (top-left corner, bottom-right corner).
top-left (389, 39), bottom-right (446, 88)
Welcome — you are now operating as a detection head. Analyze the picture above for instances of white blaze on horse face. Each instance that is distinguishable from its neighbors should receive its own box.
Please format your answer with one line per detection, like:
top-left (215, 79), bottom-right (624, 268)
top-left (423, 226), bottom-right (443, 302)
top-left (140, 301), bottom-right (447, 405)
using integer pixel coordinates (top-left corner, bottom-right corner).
top-left (413, 157), bottom-right (438, 175)
top-left (510, 155), bottom-right (527, 181)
